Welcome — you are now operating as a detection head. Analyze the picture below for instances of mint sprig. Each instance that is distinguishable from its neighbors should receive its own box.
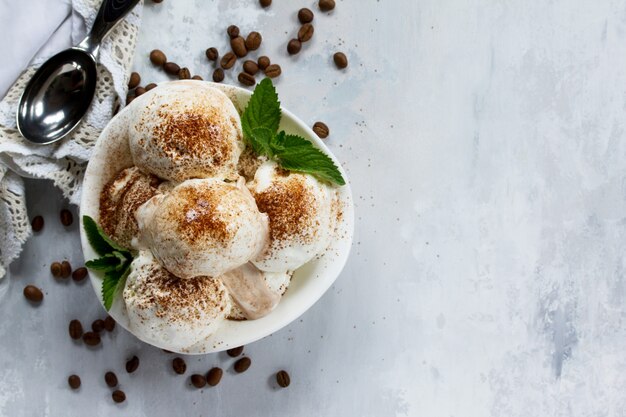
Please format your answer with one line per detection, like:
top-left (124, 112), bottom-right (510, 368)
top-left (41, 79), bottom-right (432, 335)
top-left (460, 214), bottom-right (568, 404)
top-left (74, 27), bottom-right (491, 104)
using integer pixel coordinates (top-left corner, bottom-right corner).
top-left (241, 78), bottom-right (345, 186)
top-left (83, 215), bottom-right (133, 310)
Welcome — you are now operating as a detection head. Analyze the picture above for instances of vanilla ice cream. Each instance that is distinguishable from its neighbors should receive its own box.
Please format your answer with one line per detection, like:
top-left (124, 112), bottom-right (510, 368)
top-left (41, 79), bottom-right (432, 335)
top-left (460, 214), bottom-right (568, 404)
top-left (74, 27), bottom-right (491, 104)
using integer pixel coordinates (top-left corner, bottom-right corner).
top-left (136, 177), bottom-right (269, 279)
top-left (128, 81), bottom-right (244, 182)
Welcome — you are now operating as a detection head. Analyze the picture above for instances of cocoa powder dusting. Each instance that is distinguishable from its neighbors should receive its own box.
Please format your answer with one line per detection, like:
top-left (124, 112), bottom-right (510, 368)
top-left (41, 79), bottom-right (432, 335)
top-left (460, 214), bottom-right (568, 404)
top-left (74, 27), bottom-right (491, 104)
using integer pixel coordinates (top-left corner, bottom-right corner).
top-left (174, 185), bottom-right (233, 246)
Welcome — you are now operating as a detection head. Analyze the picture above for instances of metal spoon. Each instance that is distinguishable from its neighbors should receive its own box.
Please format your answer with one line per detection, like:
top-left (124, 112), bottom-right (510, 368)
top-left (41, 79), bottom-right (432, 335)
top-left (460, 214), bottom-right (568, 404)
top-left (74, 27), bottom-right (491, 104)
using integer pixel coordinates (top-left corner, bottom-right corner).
top-left (16, 0), bottom-right (140, 145)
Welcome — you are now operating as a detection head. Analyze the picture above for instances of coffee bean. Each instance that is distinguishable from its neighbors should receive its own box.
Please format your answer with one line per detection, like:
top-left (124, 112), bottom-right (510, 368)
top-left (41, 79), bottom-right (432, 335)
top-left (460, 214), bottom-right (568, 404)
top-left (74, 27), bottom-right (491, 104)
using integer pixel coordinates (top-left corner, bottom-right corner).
top-left (68, 375), bottom-right (81, 389)
top-left (134, 86), bottom-right (146, 96)
top-left (112, 390), bottom-right (126, 403)
top-left (72, 267), bottom-right (87, 282)
top-left (257, 56), bottom-right (270, 70)
top-left (69, 320), bottom-right (83, 339)
top-left (105, 371), bottom-right (118, 387)
top-left (104, 316), bottom-right (116, 332)
top-left (206, 47), bottom-right (219, 62)
top-left (163, 62), bottom-right (181, 75)
top-left (287, 39), bottom-right (302, 55)
top-left (83, 331), bottom-right (101, 346)
top-left (126, 94), bottom-right (135, 105)
top-left (126, 355), bottom-right (139, 373)
top-left (206, 367), bottom-right (223, 386)
top-left (178, 67), bottom-right (191, 80)
top-left (191, 374), bottom-right (206, 388)
top-left (234, 357), bottom-right (251, 373)
top-left (220, 52), bottom-right (236, 69)
top-left (259, 0), bottom-right (271, 7)
top-left (298, 8), bottom-right (314, 23)
top-left (31, 216), bottom-right (44, 232)
top-left (313, 121), bottom-right (330, 138)
top-left (145, 83), bottom-right (157, 91)
top-left (238, 72), bottom-right (256, 86)
top-left (60, 209), bottom-right (73, 226)
top-left (264, 64), bottom-right (282, 78)
top-left (191, 75), bottom-right (203, 80)
top-left (319, 0), bottom-right (335, 11)
top-left (333, 52), bottom-right (348, 69)
top-left (92, 319), bottom-right (105, 333)
top-left (276, 370), bottom-right (290, 387)
top-left (50, 262), bottom-right (63, 278)
top-left (172, 357), bottom-right (186, 375)
top-left (231, 36), bottom-right (248, 58)
top-left (152, 0), bottom-right (163, 3)
top-left (128, 72), bottom-right (140, 89)
top-left (213, 68), bottom-right (225, 83)
top-left (298, 23), bottom-right (314, 42)
top-left (227, 25), bottom-right (240, 39)
top-left (150, 49), bottom-right (167, 66)
top-left (23, 285), bottom-right (43, 303)
top-left (243, 60), bottom-right (259, 75)
top-left (226, 346), bottom-right (244, 357)
top-left (61, 261), bottom-right (72, 278)
top-left (245, 32), bottom-right (262, 51)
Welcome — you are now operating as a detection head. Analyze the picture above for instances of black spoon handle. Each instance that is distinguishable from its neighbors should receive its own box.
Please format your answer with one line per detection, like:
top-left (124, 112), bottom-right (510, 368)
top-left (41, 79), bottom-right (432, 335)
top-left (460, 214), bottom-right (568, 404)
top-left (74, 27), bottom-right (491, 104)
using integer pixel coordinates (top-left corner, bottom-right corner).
top-left (82, 0), bottom-right (141, 56)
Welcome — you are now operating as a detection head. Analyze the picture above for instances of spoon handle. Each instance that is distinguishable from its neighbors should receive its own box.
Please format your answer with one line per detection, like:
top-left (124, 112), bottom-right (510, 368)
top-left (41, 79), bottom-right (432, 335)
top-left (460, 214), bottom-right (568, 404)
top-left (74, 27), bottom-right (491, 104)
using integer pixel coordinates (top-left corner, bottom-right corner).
top-left (78, 0), bottom-right (141, 58)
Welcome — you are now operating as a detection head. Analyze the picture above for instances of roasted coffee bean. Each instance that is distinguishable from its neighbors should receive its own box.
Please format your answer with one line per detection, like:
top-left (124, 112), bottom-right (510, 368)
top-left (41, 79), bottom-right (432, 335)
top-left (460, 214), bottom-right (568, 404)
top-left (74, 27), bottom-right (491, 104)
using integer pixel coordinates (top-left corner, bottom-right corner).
top-left (134, 86), bottom-right (146, 96)
top-left (231, 36), bottom-right (247, 58)
top-left (50, 262), bottom-right (63, 278)
top-left (83, 331), bottom-right (101, 346)
top-left (206, 47), bottom-right (219, 61)
top-left (68, 375), bottom-right (81, 389)
top-left (69, 320), bottom-right (83, 339)
top-left (72, 267), bottom-right (87, 282)
top-left (172, 357), bottom-right (186, 375)
top-left (227, 25), bottom-right (240, 39)
top-left (245, 32), bottom-right (262, 51)
top-left (319, 0), bottom-right (335, 11)
top-left (60, 209), bottom-right (73, 226)
top-left (313, 121), bottom-right (330, 138)
top-left (105, 371), bottom-right (118, 387)
top-left (178, 67), bottom-right (191, 80)
top-left (260, 0), bottom-right (271, 7)
top-left (287, 39), bottom-right (302, 55)
top-left (191, 75), bottom-right (203, 80)
top-left (220, 52), bottom-right (236, 69)
top-left (163, 62), bottom-right (181, 75)
top-left (264, 64), bottom-right (282, 78)
top-left (226, 346), bottom-right (244, 357)
top-left (23, 285), bottom-right (43, 303)
top-left (145, 83), bottom-right (157, 91)
top-left (152, 0), bottom-right (163, 3)
top-left (31, 216), bottom-right (44, 232)
top-left (234, 357), bottom-right (251, 373)
top-left (238, 72), bottom-right (256, 86)
top-left (126, 94), bottom-right (135, 105)
top-left (257, 56), bottom-right (270, 70)
top-left (92, 319), bottom-right (105, 333)
top-left (112, 390), bottom-right (126, 403)
top-left (298, 8), bottom-right (314, 23)
top-left (191, 374), bottom-right (206, 388)
top-left (126, 355), bottom-right (139, 373)
top-left (298, 24), bottom-right (314, 42)
top-left (150, 49), bottom-right (167, 66)
top-left (104, 316), bottom-right (116, 332)
top-left (206, 367), bottom-right (223, 386)
top-left (276, 370), bottom-right (290, 387)
top-left (213, 68), bottom-right (225, 83)
top-left (61, 261), bottom-right (72, 278)
top-left (128, 72), bottom-right (140, 89)
top-left (243, 60), bottom-right (259, 75)
top-left (333, 52), bottom-right (348, 69)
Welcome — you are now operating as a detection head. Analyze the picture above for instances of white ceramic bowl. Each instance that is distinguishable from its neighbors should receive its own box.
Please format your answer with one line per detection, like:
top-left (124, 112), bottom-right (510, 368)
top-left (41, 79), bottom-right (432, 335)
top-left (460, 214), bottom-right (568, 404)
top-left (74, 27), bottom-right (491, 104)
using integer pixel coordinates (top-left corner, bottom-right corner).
top-left (79, 81), bottom-right (354, 354)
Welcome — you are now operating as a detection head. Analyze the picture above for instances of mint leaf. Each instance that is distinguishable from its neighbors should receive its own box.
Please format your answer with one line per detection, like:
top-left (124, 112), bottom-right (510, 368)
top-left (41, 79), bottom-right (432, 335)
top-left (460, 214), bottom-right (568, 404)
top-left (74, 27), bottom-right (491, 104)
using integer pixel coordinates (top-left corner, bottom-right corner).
top-left (242, 78), bottom-right (281, 155)
top-left (85, 254), bottom-right (121, 271)
top-left (101, 262), bottom-right (131, 311)
top-left (249, 126), bottom-right (274, 157)
top-left (82, 215), bottom-right (127, 255)
top-left (272, 133), bottom-right (346, 186)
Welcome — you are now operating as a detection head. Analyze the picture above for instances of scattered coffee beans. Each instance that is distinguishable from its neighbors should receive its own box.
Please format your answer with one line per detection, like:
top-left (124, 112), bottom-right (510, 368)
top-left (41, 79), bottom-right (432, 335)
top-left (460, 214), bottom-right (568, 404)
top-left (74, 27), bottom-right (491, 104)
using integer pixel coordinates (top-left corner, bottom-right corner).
top-left (68, 375), bottom-right (81, 389)
top-left (245, 32), bottom-right (262, 51)
top-left (150, 49), bottom-right (167, 66)
top-left (60, 209), bottom-right (73, 226)
top-left (69, 320), bottom-right (83, 340)
top-left (112, 390), bottom-right (126, 403)
top-left (31, 216), bottom-right (44, 232)
top-left (260, 0), bottom-right (271, 7)
top-left (287, 39), bottom-right (302, 55)
top-left (231, 36), bottom-right (248, 58)
top-left (298, 24), bottom-right (314, 42)
top-left (227, 25), bottom-right (240, 39)
top-left (234, 357), bottom-right (251, 373)
top-left (276, 370), bottom-right (291, 388)
top-left (227, 346), bottom-right (244, 357)
top-left (105, 371), bottom-right (118, 388)
top-left (257, 56), bottom-right (270, 70)
top-left (23, 285), bottom-right (43, 303)
top-left (192, 75), bottom-right (203, 80)
top-left (265, 64), bottom-right (282, 78)
top-left (220, 52), bottom-right (236, 69)
top-left (319, 0), bottom-right (335, 11)
top-left (298, 8), bottom-right (314, 24)
top-left (206, 367), bottom-right (223, 386)
top-left (83, 331), bottom-right (101, 346)
top-left (238, 72), bottom-right (256, 86)
top-left (104, 316), bottom-right (116, 332)
top-left (191, 374), bottom-right (206, 388)
top-left (145, 83), bottom-right (157, 91)
top-left (206, 47), bottom-right (219, 61)
top-left (313, 121), bottom-right (330, 138)
top-left (243, 60), bottom-right (259, 75)
top-left (92, 319), bottom-right (105, 333)
top-left (213, 68), bottom-right (225, 82)
top-left (333, 52), bottom-right (348, 69)
top-left (50, 262), bottom-right (63, 278)
top-left (61, 261), bottom-right (72, 278)
top-left (163, 62), bottom-right (181, 75)
top-left (178, 67), bottom-right (191, 80)
top-left (72, 267), bottom-right (87, 282)
top-left (128, 72), bottom-right (140, 89)
top-left (134, 86), bottom-right (146, 96)
top-left (172, 357), bottom-right (186, 375)
top-left (126, 94), bottom-right (135, 105)
top-left (126, 355), bottom-right (140, 373)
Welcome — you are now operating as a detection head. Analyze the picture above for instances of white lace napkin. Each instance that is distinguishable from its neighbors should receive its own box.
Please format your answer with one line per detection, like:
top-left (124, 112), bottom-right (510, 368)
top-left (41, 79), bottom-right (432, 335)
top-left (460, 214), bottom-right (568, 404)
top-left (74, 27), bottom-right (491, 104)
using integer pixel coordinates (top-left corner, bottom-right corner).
top-left (0, 0), bottom-right (143, 278)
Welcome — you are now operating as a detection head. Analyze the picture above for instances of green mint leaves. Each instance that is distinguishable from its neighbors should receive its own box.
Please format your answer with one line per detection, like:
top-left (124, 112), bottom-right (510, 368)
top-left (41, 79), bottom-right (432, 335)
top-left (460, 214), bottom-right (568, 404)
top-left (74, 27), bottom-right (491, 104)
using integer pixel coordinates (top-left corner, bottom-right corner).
top-left (241, 78), bottom-right (345, 186)
top-left (83, 216), bottom-right (133, 311)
